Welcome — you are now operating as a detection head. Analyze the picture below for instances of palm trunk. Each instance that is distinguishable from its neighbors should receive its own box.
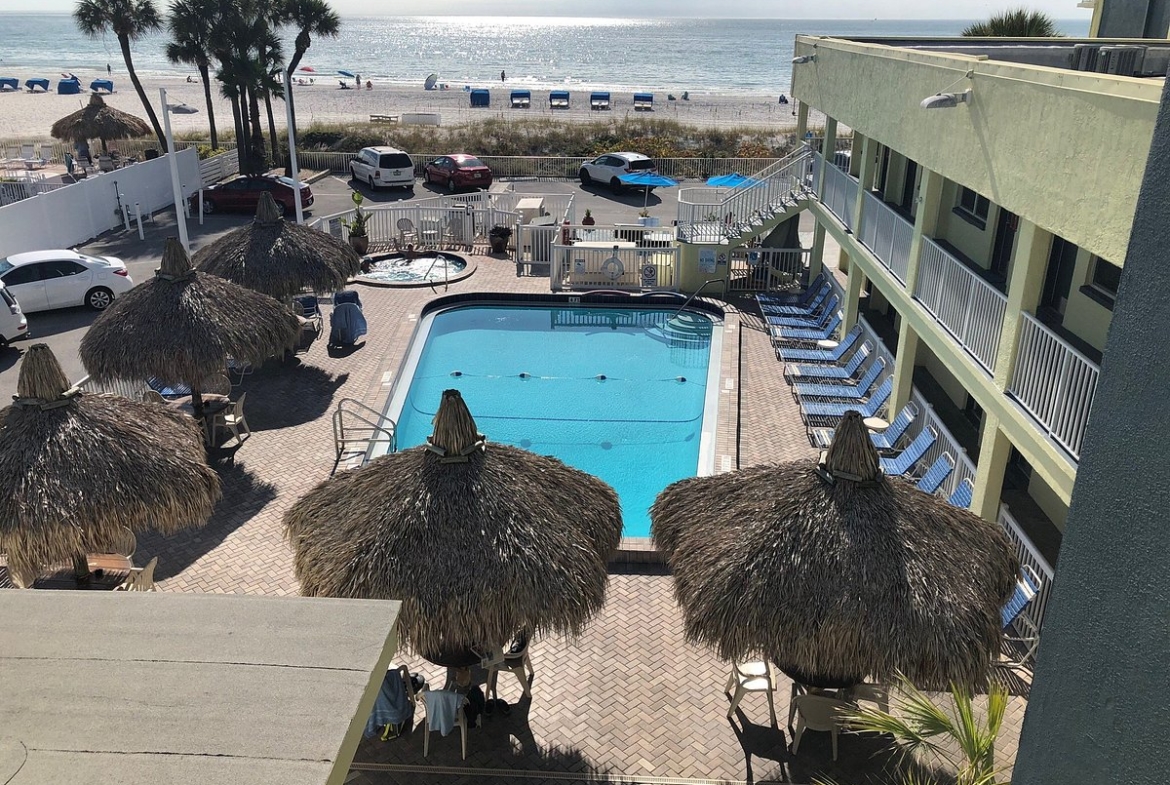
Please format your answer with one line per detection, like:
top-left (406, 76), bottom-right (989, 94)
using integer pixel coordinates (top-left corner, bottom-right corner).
top-left (264, 90), bottom-right (279, 170)
top-left (285, 44), bottom-right (306, 137)
top-left (229, 94), bottom-right (246, 173)
top-left (248, 85), bottom-right (266, 174)
top-left (198, 61), bottom-right (218, 150)
top-left (119, 35), bottom-right (167, 149)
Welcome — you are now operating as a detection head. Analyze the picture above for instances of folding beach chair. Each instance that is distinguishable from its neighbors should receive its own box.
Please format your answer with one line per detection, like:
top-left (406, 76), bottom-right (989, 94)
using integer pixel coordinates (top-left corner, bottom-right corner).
top-left (760, 281), bottom-right (831, 316)
top-left (784, 342), bottom-right (872, 383)
top-left (947, 478), bottom-right (974, 508)
top-left (808, 400), bottom-right (918, 450)
top-left (800, 376), bottom-right (892, 426)
top-left (793, 356), bottom-right (886, 402)
top-left (1001, 565), bottom-right (1043, 666)
top-left (772, 312), bottom-right (843, 344)
top-left (757, 272), bottom-right (826, 307)
top-left (766, 295), bottom-right (840, 328)
top-left (778, 324), bottom-right (862, 363)
top-left (879, 427), bottom-right (937, 477)
top-left (914, 452), bottom-right (955, 493)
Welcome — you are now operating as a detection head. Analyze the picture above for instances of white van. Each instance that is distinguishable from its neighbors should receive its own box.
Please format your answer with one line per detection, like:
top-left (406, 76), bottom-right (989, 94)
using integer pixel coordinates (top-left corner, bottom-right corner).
top-left (0, 281), bottom-right (29, 348)
top-left (350, 146), bottom-right (415, 191)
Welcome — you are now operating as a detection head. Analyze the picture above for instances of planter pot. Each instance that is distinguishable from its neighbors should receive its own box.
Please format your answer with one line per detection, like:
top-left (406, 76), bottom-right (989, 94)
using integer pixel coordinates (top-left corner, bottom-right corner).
top-left (349, 234), bottom-right (370, 255)
top-left (582, 216), bottom-right (596, 226)
top-left (490, 237), bottom-right (508, 254)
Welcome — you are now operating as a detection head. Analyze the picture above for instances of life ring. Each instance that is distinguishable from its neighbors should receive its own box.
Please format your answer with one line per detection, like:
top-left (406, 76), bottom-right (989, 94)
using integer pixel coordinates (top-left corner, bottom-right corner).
top-left (601, 257), bottom-right (625, 280)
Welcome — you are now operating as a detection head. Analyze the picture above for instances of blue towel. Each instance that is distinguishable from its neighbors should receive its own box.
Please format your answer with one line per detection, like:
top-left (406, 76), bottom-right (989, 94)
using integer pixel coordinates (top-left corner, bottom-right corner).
top-left (329, 302), bottom-right (367, 346)
top-left (364, 669), bottom-right (414, 738)
top-left (424, 690), bottom-right (463, 736)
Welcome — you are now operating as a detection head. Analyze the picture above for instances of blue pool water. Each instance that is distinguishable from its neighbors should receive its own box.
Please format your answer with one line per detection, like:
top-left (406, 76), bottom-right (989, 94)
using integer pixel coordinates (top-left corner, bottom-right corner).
top-left (388, 305), bottom-right (719, 538)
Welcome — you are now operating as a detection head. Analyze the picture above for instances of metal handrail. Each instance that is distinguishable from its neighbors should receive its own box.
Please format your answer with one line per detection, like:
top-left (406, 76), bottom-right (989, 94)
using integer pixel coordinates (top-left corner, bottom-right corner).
top-left (672, 279), bottom-right (726, 318)
top-left (332, 398), bottom-right (396, 470)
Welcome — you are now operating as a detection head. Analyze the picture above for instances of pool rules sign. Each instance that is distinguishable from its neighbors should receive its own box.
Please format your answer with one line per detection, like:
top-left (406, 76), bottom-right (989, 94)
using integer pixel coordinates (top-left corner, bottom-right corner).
top-left (699, 249), bottom-right (717, 274)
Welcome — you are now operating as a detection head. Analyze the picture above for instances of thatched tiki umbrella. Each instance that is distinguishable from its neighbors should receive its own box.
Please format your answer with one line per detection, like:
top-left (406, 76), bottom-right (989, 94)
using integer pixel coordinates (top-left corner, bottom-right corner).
top-left (50, 93), bottom-right (151, 154)
top-left (0, 344), bottom-right (221, 586)
top-left (80, 238), bottom-right (299, 419)
top-left (194, 192), bottom-right (361, 301)
top-left (285, 389), bottom-right (623, 660)
top-left (652, 411), bottom-right (1019, 691)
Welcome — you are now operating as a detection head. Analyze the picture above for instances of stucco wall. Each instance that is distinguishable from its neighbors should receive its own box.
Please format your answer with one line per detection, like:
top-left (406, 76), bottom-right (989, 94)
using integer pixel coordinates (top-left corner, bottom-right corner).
top-left (1027, 470), bottom-right (1070, 531)
top-left (935, 180), bottom-right (998, 269)
top-left (917, 340), bottom-right (970, 409)
top-left (1061, 248), bottom-right (1116, 353)
top-left (792, 36), bottom-right (1160, 264)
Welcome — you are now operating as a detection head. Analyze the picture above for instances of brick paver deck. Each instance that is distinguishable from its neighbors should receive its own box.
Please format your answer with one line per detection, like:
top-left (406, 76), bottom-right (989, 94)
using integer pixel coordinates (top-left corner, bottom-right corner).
top-left (117, 255), bottom-right (1029, 784)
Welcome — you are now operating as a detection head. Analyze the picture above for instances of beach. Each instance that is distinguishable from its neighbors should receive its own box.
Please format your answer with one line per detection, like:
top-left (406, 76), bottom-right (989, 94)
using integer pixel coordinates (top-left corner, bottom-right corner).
top-left (0, 70), bottom-right (811, 143)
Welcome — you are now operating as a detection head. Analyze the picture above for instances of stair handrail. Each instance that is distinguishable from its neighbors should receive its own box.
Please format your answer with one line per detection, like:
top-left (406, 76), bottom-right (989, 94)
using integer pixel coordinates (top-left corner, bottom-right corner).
top-left (677, 149), bottom-right (813, 233)
top-left (671, 278), bottom-right (726, 319)
top-left (332, 397), bottom-right (397, 466)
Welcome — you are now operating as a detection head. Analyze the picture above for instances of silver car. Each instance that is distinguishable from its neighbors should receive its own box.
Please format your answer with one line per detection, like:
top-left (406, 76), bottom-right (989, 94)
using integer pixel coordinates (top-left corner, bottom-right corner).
top-left (0, 250), bottom-right (134, 312)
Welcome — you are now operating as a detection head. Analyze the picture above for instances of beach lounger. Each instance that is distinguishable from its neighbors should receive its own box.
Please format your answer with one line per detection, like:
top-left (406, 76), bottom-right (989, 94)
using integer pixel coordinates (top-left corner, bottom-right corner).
top-left (879, 427), bottom-right (937, 477)
top-left (760, 282), bottom-right (831, 316)
top-left (914, 453), bottom-right (954, 493)
top-left (633, 92), bottom-right (654, 111)
top-left (549, 90), bottom-right (570, 109)
top-left (947, 478), bottom-right (974, 508)
top-left (800, 376), bottom-right (892, 426)
top-left (785, 342), bottom-right (872, 383)
top-left (590, 91), bottom-right (610, 110)
top-left (90, 78), bottom-right (114, 94)
top-left (777, 324), bottom-right (862, 362)
top-left (1001, 565), bottom-right (1043, 666)
top-left (25, 78), bottom-right (50, 93)
top-left (758, 272), bottom-right (826, 306)
top-left (808, 401), bottom-right (918, 450)
top-left (20, 144), bottom-right (46, 170)
top-left (793, 356), bottom-right (886, 402)
top-left (0, 77), bottom-right (18, 92)
top-left (510, 89), bottom-right (531, 108)
top-left (766, 294), bottom-right (840, 327)
top-left (771, 312), bottom-right (842, 344)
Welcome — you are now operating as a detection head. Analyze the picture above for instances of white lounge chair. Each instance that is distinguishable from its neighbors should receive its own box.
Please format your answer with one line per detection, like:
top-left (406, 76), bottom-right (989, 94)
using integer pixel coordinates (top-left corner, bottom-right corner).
top-left (20, 143), bottom-right (46, 170)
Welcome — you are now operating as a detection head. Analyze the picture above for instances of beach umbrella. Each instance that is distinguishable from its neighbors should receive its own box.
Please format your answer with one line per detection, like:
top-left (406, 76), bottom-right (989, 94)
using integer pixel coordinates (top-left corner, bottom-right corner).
top-left (0, 344), bottom-right (220, 586)
top-left (194, 192), bottom-right (361, 301)
top-left (651, 411), bottom-right (1020, 691)
top-left (298, 66), bottom-right (316, 72)
top-left (49, 93), bottom-right (150, 154)
top-left (79, 237), bottom-right (299, 419)
top-left (706, 172), bottom-right (760, 188)
top-left (618, 171), bottom-right (679, 210)
top-left (284, 389), bottom-right (623, 662)
top-left (338, 70), bottom-right (356, 78)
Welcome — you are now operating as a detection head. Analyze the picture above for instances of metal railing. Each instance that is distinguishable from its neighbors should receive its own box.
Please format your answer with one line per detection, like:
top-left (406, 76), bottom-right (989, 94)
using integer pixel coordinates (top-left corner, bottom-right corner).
top-left (908, 386), bottom-right (978, 504)
top-left (858, 192), bottom-right (914, 285)
top-left (998, 504), bottom-right (1055, 633)
top-left (819, 155), bottom-right (859, 231)
top-left (1007, 312), bottom-right (1100, 460)
top-left (310, 201), bottom-right (519, 250)
top-left (914, 238), bottom-right (1008, 375)
top-left (550, 243), bottom-right (678, 292)
top-left (727, 247), bottom-right (809, 292)
top-left (333, 398), bottom-right (396, 472)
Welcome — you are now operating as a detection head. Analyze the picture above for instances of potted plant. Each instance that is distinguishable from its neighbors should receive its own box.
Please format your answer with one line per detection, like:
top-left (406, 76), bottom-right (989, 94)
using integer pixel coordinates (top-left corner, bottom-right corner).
top-left (343, 191), bottom-right (370, 255)
top-left (489, 224), bottom-right (513, 254)
top-left (581, 209), bottom-right (596, 226)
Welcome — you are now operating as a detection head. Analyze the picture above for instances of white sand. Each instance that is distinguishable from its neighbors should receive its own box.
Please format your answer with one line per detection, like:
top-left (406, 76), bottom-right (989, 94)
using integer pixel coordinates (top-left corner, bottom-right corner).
top-left (0, 71), bottom-right (819, 142)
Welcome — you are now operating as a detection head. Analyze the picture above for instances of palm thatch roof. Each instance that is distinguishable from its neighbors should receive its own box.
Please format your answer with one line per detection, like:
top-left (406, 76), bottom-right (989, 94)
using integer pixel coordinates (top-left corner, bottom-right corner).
top-left (50, 93), bottom-right (151, 147)
top-left (652, 411), bottom-right (1019, 691)
top-left (285, 389), bottom-right (623, 659)
top-left (0, 344), bottom-right (220, 585)
top-left (193, 193), bottom-right (362, 301)
top-left (80, 237), bottom-right (299, 391)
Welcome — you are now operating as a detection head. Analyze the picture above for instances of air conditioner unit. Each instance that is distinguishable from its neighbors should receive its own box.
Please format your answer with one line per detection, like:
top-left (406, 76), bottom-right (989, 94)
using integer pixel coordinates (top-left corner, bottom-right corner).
top-left (1072, 43), bottom-right (1102, 71)
top-left (1097, 45), bottom-right (1146, 77)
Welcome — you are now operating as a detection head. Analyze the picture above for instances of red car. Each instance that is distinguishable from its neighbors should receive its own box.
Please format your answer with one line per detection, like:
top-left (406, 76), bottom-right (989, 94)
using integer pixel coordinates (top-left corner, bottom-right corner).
top-left (424, 154), bottom-right (493, 192)
top-left (190, 175), bottom-right (314, 216)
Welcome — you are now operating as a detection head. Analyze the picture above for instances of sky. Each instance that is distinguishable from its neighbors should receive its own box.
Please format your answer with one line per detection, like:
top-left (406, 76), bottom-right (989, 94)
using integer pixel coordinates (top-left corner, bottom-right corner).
top-left (0, 0), bottom-right (1090, 17)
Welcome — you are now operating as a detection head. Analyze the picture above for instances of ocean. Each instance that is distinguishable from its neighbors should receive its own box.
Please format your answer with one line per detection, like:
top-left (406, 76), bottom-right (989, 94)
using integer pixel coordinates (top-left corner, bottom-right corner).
top-left (0, 14), bottom-right (1091, 96)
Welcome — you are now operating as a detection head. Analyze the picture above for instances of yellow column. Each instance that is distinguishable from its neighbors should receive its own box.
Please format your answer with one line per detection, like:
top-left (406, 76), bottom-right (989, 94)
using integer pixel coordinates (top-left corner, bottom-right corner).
top-left (904, 167), bottom-right (945, 295)
top-left (971, 412), bottom-right (1013, 523)
top-left (889, 322), bottom-right (920, 414)
top-left (851, 136), bottom-right (878, 234)
top-left (816, 117), bottom-right (837, 196)
top-left (843, 259), bottom-right (866, 329)
top-left (808, 221), bottom-right (826, 282)
top-left (849, 133), bottom-right (865, 178)
top-left (992, 217), bottom-right (1052, 391)
top-left (795, 101), bottom-right (810, 141)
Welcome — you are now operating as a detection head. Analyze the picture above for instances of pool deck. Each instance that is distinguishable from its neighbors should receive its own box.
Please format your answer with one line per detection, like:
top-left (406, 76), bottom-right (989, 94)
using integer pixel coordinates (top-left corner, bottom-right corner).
top-left (91, 252), bottom-right (1029, 784)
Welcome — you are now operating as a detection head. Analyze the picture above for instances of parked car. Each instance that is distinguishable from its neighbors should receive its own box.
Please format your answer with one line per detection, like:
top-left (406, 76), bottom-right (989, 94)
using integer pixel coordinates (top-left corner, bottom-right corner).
top-left (579, 152), bottom-right (657, 193)
top-left (424, 154), bottom-right (493, 192)
top-left (190, 175), bottom-right (314, 216)
top-left (0, 281), bottom-right (28, 347)
top-left (350, 146), bottom-right (415, 190)
top-left (0, 250), bottom-right (134, 312)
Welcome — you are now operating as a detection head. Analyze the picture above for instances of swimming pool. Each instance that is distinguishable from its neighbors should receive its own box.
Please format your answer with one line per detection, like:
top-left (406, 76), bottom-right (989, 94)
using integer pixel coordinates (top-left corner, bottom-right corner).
top-left (380, 302), bottom-right (722, 539)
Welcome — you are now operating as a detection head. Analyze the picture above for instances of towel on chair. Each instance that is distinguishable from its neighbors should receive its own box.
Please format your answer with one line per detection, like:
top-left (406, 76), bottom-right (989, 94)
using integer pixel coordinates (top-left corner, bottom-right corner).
top-left (364, 669), bottom-right (414, 738)
top-left (424, 690), bottom-right (463, 736)
top-left (328, 302), bottom-right (367, 347)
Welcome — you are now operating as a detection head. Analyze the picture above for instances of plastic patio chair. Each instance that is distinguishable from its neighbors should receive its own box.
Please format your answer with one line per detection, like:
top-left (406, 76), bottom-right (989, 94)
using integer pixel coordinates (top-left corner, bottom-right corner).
top-left (793, 356), bottom-right (886, 402)
top-left (784, 341), bottom-right (872, 382)
top-left (115, 556), bottom-right (159, 592)
top-left (790, 694), bottom-right (851, 760)
top-left (214, 392), bottom-right (250, 447)
top-left (422, 689), bottom-right (469, 759)
top-left (777, 324), bottom-right (863, 363)
top-left (724, 661), bottom-right (778, 727)
top-left (879, 427), bottom-right (937, 476)
top-left (485, 631), bottom-right (534, 702)
top-left (765, 294), bottom-right (840, 327)
top-left (396, 218), bottom-right (417, 248)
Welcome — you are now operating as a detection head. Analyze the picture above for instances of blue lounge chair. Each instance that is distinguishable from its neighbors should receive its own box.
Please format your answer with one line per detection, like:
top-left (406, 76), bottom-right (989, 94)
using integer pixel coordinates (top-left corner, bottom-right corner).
top-left (793, 356), bottom-right (886, 401)
top-left (328, 302), bottom-right (367, 348)
top-left (914, 453), bottom-right (954, 493)
top-left (784, 341), bottom-right (871, 382)
top-left (510, 89), bottom-right (531, 108)
top-left (772, 312), bottom-right (842, 344)
top-left (590, 91), bottom-right (610, 110)
top-left (549, 90), bottom-right (570, 109)
top-left (1001, 565), bottom-right (1043, 666)
top-left (879, 427), bottom-right (937, 476)
top-left (809, 401), bottom-right (918, 450)
top-left (947, 478), bottom-right (974, 508)
top-left (633, 92), bottom-right (654, 111)
top-left (778, 324), bottom-right (862, 362)
top-left (760, 281), bottom-right (830, 316)
top-left (758, 272), bottom-right (826, 306)
top-left (766, 295), bottom-right (840, 327)
top-left (801, 376), bottom-right (892, 425)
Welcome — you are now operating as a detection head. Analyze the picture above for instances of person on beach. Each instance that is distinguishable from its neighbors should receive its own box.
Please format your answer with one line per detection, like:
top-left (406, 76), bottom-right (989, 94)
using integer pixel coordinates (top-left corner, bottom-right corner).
top-left (355, 73), bottom-right (361, 86)
top-left (500, 70), bottom-right (506, 83)
top-left (106, 63), bottom-right (111, 76)
top-left (366, 80), bottom-right (372, 90)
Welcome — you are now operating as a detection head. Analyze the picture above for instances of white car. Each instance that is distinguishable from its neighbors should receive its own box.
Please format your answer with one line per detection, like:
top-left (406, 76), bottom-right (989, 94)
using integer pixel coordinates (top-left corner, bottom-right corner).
top-left (350, 146), bottom-right (415, 190)
top-left (0, 281), bottom-right (28, 348)
top-left (579, 152), bottom-right (657, 193)
top-left (0, 250), bottom-right (134, 312)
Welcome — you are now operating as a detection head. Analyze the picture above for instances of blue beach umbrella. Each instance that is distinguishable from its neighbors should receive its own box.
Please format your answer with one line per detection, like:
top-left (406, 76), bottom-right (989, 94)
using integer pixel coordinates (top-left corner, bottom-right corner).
top-left (706, 172), bottom-right (760, 188)
top-left (618, 171), bottom-right (679, 209)
top-left (338, 70), bottom-right (356, 79)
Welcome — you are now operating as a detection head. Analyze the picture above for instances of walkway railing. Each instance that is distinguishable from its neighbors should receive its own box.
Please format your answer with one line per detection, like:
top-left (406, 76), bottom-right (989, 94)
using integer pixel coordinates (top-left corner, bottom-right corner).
top-left (1007, 312), bottom-right (1099, 460)
top-left (858, 192), bottom-right (914, 285)
top-left (914, 238), bottom-right (1007, 375)
top-left (998, 504), bottom-right (1055, 632)
top-left (908, 386), bottom-right (978, 504)
top-left (820, 156), bottom-right (859, 232)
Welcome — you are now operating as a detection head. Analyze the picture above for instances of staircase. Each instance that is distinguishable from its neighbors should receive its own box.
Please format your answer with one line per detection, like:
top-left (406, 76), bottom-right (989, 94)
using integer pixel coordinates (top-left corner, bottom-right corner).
top-left (676, 147), bottom-right (814, 245)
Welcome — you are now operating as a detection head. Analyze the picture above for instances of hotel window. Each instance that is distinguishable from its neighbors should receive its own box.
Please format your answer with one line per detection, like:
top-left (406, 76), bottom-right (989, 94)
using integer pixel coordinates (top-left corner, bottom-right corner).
top-left (1086, 256), bottom-right (1122, 308)
top-left (955, 186), bottom-right (990, 228)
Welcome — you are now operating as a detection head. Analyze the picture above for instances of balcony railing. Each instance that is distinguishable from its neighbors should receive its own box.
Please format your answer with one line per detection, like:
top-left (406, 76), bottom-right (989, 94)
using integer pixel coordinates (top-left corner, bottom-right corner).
top-left (858, 192), bottom-right (914, 285)
top-left (1007, 312), bottom-right (1100, 460)
top-left (914, 238), bottom-right (1007, 375)
top-left (998, 504), bottom-right (1055, 633)
top-left (908, 386), bottom-right (978, 504)
top-left (820, 157), bottom-right (859, 232)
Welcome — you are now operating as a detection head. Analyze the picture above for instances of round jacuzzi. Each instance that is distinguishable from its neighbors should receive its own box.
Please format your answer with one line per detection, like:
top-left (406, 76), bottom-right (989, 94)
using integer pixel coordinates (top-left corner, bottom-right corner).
top-left (357, 251), bottom-right (476, 287)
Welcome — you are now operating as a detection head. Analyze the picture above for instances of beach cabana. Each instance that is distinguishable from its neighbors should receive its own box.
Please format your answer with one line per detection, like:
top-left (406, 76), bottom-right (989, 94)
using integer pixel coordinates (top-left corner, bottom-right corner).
top-left (89, 79), bottom-right (114, 94)
top-left (284, 389), bottom-right (623, 663)
top-left (549, 90), bottom-right (570, 109)
top-left (194, 192), bottom-right (361, 301)
top-left (0, 77), bottom-right (18, 92)
top-left (0, 344), bottom-right (220, 586)
top-left (50, 93), bottom-right (149, 153)
top-left (25, 78), bottom-right (50, 93)
top-left (57, 78), bottom-right (81, 95)
top-left (590, 91), bottom-right (611, 110)
top-left (651, 410), bottom-right (1020, 691)
top-left (469, 88), bottom-right (490, 107)
top-left (510, 89), bottom-right (531, 108)
top-left (633, 92), bottom-right (654, 111)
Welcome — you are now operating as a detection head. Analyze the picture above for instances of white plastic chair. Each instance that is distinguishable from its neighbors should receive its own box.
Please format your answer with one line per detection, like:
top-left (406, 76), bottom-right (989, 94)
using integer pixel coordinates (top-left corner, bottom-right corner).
top-left (485, 636), bottom-right (534, 701)
top-left (724, 661), bottom-right (777, 727)
top-left (844, 682), bottom-right (890, 713)
top-left (791, 694), bottom-right (851, 760)
top-left (115, 556), bottom-right (159, 592)
top-left (422, 688), bottom-right (469, 759)
top-left (396, 218), bottom-right (417, 247)
top-left (214, 392), bottom-right (250, 447)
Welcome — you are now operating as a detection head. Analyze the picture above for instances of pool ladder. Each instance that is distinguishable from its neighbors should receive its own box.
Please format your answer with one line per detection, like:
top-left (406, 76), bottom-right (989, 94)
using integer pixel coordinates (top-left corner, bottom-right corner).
top-left (332, 398), bottom-right (397, 474)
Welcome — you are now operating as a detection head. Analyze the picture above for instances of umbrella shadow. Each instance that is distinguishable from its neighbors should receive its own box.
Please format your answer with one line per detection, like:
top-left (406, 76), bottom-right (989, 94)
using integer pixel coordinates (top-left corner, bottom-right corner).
top-left (238, 359), bottom-right (349, 432)
top-left (135, 460), bottom-right (277, 581)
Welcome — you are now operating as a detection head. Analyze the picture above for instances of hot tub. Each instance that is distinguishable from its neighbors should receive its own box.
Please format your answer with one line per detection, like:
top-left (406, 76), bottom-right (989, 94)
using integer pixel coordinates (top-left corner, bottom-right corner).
top-left (357, 251), bottom-right (475, 287)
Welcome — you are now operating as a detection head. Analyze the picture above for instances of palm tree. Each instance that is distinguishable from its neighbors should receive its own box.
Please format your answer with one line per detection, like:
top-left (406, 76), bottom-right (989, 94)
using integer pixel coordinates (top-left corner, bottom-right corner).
top-left (962, 8), bottom-right (1062, 37)
top-left (166, 0), bottom-right (218, 148)
top-left (281, 0), bottom-right (340, 136)
top-left (74, 0), bottom-right (167, 149)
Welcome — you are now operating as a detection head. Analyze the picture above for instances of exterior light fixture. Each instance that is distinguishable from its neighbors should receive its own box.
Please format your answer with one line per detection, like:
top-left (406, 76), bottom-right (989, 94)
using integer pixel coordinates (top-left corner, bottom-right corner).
top-left (920, 88), bottom-right (973, 109)
top-left (792, 54), bottom-right (816, 64)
